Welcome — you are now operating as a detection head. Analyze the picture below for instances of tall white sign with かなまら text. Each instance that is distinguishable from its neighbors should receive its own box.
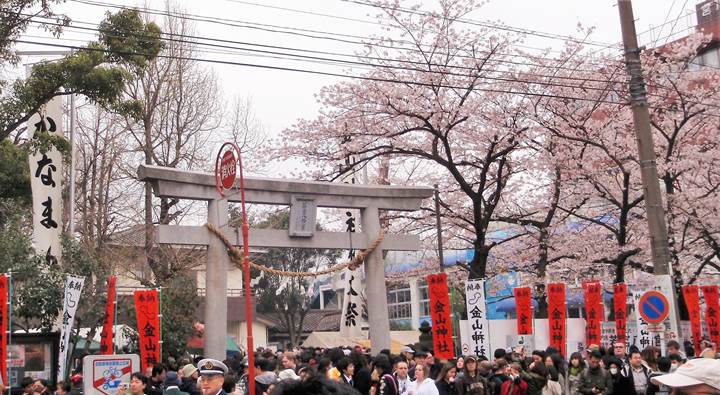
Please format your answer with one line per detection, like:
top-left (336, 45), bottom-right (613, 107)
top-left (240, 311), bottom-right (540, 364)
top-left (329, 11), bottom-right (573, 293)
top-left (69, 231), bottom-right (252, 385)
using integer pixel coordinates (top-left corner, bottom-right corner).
top-left (28, 97), bottom-right (64, 264)
top-left (465, 279), bottom-right (491, 358)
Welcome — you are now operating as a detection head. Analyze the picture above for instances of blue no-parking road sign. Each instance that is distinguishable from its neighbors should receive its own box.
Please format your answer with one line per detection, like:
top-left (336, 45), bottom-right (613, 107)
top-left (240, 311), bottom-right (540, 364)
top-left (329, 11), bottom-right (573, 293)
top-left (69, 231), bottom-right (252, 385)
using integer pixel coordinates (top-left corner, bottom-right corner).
top-left (638, 291), bottom-right (670, 325)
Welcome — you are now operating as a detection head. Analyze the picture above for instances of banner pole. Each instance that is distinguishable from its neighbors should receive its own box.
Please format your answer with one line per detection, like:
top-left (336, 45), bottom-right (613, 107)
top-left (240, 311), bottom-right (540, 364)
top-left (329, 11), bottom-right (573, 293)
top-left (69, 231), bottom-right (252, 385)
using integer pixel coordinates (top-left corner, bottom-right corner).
top-left (7, 273), bottom-right (12, 391)
top-left (113, 282), bottom-right (118, 354)
top-left (158, 288), bottom-right (163, 359)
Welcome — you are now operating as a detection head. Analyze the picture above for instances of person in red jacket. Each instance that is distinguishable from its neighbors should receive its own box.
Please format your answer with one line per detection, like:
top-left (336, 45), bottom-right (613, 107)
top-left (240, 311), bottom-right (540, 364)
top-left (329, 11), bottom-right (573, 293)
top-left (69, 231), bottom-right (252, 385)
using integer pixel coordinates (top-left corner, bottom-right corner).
top-left (500, 363), bottom-right (527, 395)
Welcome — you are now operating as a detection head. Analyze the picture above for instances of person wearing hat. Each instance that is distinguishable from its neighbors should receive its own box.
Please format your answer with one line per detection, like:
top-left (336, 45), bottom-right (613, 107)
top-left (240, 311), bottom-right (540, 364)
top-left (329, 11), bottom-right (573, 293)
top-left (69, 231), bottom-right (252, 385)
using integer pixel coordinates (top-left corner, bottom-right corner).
top-left (457, 356), bottom-right (490, 395)
top-left (163, 372), bottom-right (189, 395)
top-left (179, 364), bottom-right (201, 395)
top-left (400, 346), bottom-right (415, 369)
top-left (197, 359), bottom-right (229, 395)
top-left (650, 357), bottom-right (720, 395)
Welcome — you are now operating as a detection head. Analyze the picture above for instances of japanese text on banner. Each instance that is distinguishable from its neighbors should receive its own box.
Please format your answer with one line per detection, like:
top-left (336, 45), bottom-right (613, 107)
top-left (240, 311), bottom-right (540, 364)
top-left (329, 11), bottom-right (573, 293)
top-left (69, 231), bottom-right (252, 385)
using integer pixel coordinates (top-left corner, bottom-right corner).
top-left (134, 290), bottom-right (161, 372)
top-left (583, 282), bottom-right (603, 346)
top-left (613, 283), bottom-right (628, 344)
top-left (427, 273), bottom-right (454, 359)
top-left (513, 287), bottom-right (533, 335)
top-left (59, 275), bottom-right (85, 380)
top-left (682, 285), bottom-right (702, 353)
top-left (100, 276), bottom-right (117, 355)
top-left (701, 285), bottom-right (720, 346)
top-left (465, 279), bottom-right (490, 358)
top-left (340, 270), bottom-right (362, 338)
top-left (547, 283), bottom-right (566, 357)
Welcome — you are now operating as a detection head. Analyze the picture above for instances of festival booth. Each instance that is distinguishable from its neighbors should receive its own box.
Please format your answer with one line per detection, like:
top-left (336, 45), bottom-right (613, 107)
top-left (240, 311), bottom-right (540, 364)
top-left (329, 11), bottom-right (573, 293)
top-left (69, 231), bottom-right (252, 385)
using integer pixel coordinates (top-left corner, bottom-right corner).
top-left (302, 330), bottom-right (418, 353)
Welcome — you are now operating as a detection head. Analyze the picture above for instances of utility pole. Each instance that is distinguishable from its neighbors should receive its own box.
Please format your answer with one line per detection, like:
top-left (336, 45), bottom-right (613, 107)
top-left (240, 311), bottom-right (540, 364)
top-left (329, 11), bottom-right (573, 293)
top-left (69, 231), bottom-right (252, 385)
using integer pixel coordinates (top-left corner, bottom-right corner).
top-left (617, 0), bottom-right (681, 338)
top-left (434, 184), bottom-right (445, 272)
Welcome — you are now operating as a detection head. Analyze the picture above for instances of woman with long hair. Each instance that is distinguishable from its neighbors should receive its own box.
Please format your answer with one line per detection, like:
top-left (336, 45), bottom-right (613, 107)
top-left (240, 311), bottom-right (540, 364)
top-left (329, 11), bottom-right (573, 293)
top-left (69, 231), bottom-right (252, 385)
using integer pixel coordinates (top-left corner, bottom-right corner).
top-left (545, 354), bottom-right (566, 392)
top-left (434, 363), bottom-right (457, 395)
top-left (457, 356), bottom-right (489, 395)
top-left (408, 363), bottom-right (438, 395)
top-left (565, 352), bottom-right (585, 395)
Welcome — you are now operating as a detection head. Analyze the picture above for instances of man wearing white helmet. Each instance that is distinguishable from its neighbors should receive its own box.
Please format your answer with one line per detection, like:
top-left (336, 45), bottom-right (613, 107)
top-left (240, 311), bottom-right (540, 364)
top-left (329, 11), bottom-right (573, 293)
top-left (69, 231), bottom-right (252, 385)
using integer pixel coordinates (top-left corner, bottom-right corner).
top-left (650, 358), bottom-right (720, 394)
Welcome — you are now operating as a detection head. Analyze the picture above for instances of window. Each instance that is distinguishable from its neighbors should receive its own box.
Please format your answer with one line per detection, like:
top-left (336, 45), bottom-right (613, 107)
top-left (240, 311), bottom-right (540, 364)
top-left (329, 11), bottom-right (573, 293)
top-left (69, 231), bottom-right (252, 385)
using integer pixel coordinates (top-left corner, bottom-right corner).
top-left (419, 281), bottom-right (430, 317)
top-left (387, 285), bottom-right (412, 319)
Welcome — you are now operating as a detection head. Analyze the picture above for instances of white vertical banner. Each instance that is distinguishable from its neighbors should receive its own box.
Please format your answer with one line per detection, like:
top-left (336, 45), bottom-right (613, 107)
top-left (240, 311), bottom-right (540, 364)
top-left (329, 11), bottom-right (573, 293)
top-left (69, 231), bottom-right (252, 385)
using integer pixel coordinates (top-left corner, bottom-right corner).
top-left (656, 274), bottom-right (680, 342)
top-left (28, 97), bottom-right (64, 264)
top-left (465, 279), bottom-right (491, 358)
top-left (340, 269), bottom-right (362, 338)
top-left (58, 275), bottom-right (85, 380)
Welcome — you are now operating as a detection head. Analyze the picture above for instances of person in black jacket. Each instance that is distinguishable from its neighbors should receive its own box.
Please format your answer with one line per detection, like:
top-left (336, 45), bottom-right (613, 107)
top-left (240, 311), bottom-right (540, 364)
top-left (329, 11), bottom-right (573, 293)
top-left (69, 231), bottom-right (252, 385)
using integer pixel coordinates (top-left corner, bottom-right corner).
top-left (434, 363), bottom-right (457, 395)
top-left (372, 354), bottom-right (398, 395)
top-left (351, 352), bottom-right (372, 395)
top-left (457, 356), bottom-right (490, 395)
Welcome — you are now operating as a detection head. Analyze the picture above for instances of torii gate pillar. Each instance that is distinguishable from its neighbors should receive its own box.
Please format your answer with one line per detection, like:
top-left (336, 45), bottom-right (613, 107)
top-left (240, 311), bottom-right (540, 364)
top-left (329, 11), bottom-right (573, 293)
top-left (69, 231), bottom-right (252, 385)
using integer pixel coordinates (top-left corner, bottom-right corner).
top-left (206, 198), bottom-right (229, 359)
top-left (362, 205), bottom-right (391, 351)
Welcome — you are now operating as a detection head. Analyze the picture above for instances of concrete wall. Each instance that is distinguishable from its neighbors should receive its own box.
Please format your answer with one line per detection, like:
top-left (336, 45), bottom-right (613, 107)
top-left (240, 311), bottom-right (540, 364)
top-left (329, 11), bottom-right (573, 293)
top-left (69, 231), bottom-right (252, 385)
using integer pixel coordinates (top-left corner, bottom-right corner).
top-left (236, 322), bottom-right (268, 349)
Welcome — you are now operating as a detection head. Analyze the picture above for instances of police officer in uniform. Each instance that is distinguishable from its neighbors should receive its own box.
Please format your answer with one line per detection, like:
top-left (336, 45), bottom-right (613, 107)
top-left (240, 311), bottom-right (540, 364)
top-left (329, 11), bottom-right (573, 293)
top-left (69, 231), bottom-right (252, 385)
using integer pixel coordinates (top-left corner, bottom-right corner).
top-left (197, 359), bottom-right (229, 395)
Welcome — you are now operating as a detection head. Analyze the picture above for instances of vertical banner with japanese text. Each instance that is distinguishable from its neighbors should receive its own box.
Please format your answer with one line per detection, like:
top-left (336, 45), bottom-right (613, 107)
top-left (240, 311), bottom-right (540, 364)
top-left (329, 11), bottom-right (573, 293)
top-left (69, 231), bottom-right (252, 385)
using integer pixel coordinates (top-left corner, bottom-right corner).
top-left (100, 276), bottom-right (117, 355)
top-left (583, 282), bottom-right (603, 346)
top-left (58, 275), bottom-right (85, 380)
top-left (513, 287), bottom-right (533, 335)
top-left (701, 285), bottom-right (720, 346)
top-left (465, 279), bottom-right (490, 358)
top-left (0, 275), bottom-right (8, 385)
top-left (340, 270), bottom-right (362, 338)
top-left (134, 290), bottom-right (161, 372)
top-left (547, 283), bottom-right (567, 357)
top-left (28, 98), bottom-right (64, 265)
top-left (613, 283), bottom-right (628, 344)
top-left (681, 285), bottom-right (702, 353)
top-left (427, 273), bottom-right (454, 359)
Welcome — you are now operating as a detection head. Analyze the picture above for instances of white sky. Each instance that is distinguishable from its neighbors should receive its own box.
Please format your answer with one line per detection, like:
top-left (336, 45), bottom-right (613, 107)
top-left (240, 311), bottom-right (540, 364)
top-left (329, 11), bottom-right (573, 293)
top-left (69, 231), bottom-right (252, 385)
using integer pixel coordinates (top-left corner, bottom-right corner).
top-left (17, 0), bottom-right (693, 177)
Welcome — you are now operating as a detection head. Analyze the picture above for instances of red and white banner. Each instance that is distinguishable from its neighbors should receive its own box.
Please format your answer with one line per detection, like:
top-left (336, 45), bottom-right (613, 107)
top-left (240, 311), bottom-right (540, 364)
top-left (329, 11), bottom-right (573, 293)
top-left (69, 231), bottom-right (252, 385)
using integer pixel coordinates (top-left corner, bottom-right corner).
top-left (613, 283), bottom-right (628, 344)
top-left (701, 285), bottom-right (720, 346)
top-left (682, 285), bottom-right (702, 353)
top-left (583, 282), bottom-right (603, 346)
top-left (134, 290), bottom-right (161, 371)
top-left (427, 273), bottom-right (454, 359)
top-left (547, 283), bottom-right (566, 357)
top-left (0, 275), bottom-right (8, 385)
top-left (513, 287), bottom-right (533, 335)
top-left (100, 276), bottom-right (116, 355)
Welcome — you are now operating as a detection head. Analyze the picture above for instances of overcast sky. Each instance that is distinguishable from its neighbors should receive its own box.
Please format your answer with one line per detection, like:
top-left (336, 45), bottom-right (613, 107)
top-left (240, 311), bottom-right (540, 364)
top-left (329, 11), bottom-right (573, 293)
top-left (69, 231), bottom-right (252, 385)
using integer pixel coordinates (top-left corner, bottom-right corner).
top-left (18, 0), bottom-right (693, 175)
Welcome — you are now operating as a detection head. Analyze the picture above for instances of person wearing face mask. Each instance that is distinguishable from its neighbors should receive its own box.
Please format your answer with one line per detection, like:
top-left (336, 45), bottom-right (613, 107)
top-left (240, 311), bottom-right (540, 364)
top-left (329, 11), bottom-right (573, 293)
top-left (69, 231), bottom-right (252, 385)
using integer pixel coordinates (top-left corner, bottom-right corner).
top-left (646, 357), bottom-right (671, 395)
top-left (667, 354), bottom-right (683, 373)
top-left (605, 358), bottom-right (631, 395)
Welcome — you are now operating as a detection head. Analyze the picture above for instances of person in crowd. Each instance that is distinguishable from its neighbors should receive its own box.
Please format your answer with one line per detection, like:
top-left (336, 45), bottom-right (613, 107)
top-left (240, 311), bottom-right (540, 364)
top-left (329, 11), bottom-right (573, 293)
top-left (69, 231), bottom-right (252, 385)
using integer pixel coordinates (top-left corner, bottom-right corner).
top-left (55, 382), bottom-right (71, 395)
top-left (180, 364), bottom-right (201, 395)
top-left (425, 353), bottom-right (442, 381)
top-left (147, 364), bottom-right (166, 395)
top-left (520, 362), bottom-right (547, 395)
top-left (21, 377), bottom-right (35, 395)
top-left (338, 357), bottom-right (356, 387)
top-left (488, 359), bottom-right (510, 395)
top-left (317, 358), bottom-right (333, 377)
top-left (371, 354), bottom-right (398, 395)
top-left (351, 351), bottom-right (372, 395)
top-left (277, 368), bottom-right (300, 382)
top-left (409, 352), bottom-right (427, 380)
top-left (221, 375), bottom-right (239, 395)
top-left (531, 352), bottom-right (546, 367)
top-left (494, 349), bottom-right (507, 366)
top-left (544, 366), bottom-right (562, 395)
top-left (394, 360), bottom-right (411, 395)
top-left (407, 363), bottom-right (438, 395)
top-left (605, 357), bottom-right (630, 395)
top-left (270, 373), bottom-right (360, 395)
top-left (457, 356), bottom-right (490, 395)
top-left (668, 354), bottom-right (684, 372)
top-left (478, 361), bottom-right (494, 382)
top-left (545, 354), bottom-right (566, 392)
top-left (197, 358), bottom-right (229, 395)
top-left (400, 347), bottom-right (416, 369)
top-left (33, 380), bottom-right (50, 395)
top-left (280, 352), bottom-right (297, 373)
top-left (610, 343), bottom-right (628, 370)
top-left (500, 363), bottom-right (528, 395)
top-left (117, 373), bottom-right (149, 395)
top-left (68, 374), bottom-right (83, 395)
top-left (578, 350), bottom-right (612, 395)
top-left (650, 357), bottom-right (720, 395)
top-left (253, 358), bottom-right (278, 395)
top-left (163, 372), bottom-right (189, 395)
top-left (666, 341), bottom-right (686, 361)
top-left (566, 352), bottom-right (586, 395)
top-left (434, 363), bottom-right (457, 395)
top-left (646, 356), bottom-right (671, 395)
top-left (622, 350), bottom-right (650, 395)
top-left (456, 357), bottom-right (466, 379)
top-left (642, 346), bottom-right (660, 372)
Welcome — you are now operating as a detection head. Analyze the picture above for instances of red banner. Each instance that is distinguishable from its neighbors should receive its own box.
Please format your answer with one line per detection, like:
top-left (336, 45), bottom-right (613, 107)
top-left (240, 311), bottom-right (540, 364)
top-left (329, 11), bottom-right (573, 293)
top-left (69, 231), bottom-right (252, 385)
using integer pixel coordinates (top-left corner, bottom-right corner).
top-left (613, 283), bottom-right (628, 344)
top-left (682, 285), bottom-right (702, 353)
top-left (514, 287), bottom-right (533, 335)
top-left (427, 273), bottom-right (454, 359)
top-left (701, 285), bottom-right (720, 346)
top-left (0, 276), bottom-right (8, 385)
top-left (134, 289), bottom-right (161, 371)
top-left (583, 282), bottom-right (603, 346)
top-left (100, 276), bottom-right (116, 355)
top-left (547, 283), bottom-right (566, 357)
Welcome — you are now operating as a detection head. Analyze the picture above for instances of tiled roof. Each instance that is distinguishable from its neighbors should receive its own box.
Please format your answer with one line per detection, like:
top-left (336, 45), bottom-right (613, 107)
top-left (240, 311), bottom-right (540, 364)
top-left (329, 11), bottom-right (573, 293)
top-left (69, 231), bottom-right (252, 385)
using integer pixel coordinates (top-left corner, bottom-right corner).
top-left (270, 309), bottom-right (342, 333)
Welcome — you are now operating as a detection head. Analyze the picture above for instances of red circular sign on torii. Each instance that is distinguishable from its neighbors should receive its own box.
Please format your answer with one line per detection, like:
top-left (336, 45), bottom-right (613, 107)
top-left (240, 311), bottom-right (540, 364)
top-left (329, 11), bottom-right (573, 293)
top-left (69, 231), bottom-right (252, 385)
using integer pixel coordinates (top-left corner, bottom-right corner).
top-left (214, 142), bottom-right (241, 196)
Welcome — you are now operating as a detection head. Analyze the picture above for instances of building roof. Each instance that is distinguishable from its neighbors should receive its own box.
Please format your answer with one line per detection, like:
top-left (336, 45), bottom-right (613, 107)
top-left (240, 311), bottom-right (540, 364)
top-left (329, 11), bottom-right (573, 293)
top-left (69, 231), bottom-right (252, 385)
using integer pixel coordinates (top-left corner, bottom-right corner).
top-left (270, 309), bottom-right (343, 333)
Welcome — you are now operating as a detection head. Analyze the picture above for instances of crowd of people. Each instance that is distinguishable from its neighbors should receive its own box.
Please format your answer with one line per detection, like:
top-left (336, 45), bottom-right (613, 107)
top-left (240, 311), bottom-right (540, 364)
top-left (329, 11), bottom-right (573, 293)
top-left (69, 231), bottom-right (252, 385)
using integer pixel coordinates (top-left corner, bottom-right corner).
top-left (12, 339), bottom-right (720, 395)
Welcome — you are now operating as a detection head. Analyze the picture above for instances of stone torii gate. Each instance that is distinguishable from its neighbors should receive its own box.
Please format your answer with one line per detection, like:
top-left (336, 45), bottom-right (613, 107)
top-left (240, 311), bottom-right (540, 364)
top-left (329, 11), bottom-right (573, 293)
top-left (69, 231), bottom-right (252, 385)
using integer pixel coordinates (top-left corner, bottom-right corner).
top-left (138, 164), bottom-right (433, 358)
